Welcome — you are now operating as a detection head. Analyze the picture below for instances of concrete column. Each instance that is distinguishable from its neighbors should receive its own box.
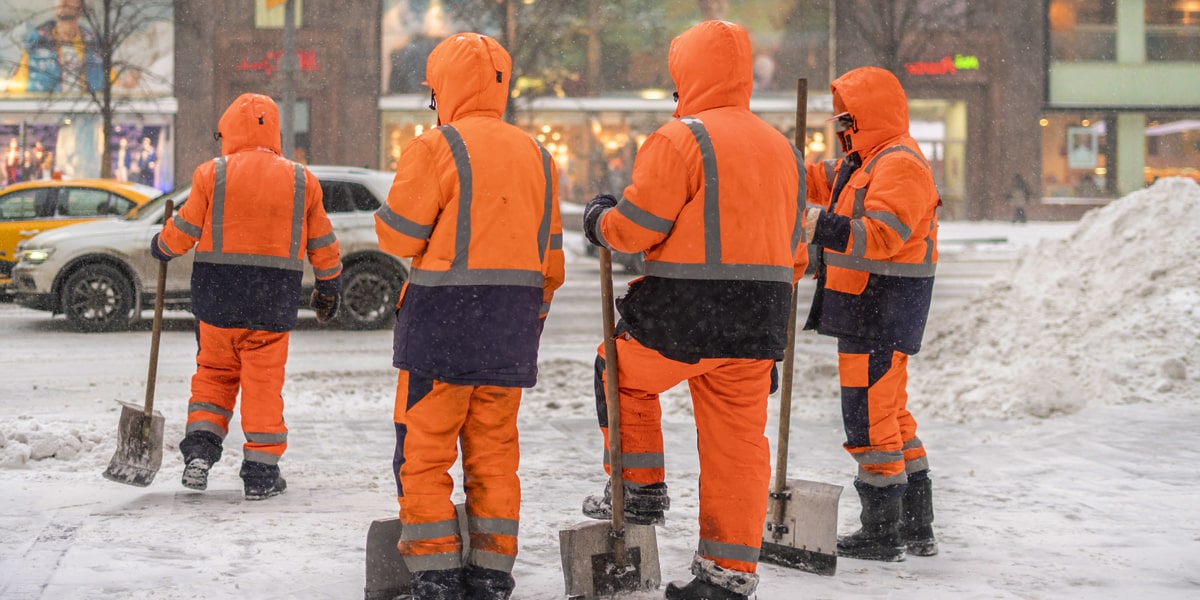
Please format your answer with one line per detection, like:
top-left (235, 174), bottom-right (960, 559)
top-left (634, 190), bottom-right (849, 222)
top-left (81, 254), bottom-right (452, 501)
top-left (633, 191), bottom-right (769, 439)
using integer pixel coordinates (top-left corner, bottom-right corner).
top-left (1117, 0), bottom-right (1145, 64)
top-left (1116, 112), bottom-right (1146, 196)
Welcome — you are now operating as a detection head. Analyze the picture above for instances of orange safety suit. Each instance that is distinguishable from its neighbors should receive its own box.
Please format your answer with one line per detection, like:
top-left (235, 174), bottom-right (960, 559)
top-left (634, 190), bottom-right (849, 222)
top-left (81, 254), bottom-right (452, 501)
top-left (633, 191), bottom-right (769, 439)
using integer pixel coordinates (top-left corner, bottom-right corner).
top-left (802, 67), bottom-right (938, 489)
top-left (587, 20), bottom-right (807, 591)
top-left (154, 93), bottom-right (342, 466)
top-left (374, 33), bottom-right (564, 584)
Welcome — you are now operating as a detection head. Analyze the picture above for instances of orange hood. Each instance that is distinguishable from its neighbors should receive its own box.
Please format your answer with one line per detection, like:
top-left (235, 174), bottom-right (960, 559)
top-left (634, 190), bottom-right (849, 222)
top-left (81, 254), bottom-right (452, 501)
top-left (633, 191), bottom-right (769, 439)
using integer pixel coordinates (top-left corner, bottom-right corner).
top-left (426, 32), bottom-right (512, 124)
top-left (830, 67), bottom-right (910, 154)
top-left (668, 20), bottom-right (754, 119)
top-left (217, 93), bottom-right (282, 156)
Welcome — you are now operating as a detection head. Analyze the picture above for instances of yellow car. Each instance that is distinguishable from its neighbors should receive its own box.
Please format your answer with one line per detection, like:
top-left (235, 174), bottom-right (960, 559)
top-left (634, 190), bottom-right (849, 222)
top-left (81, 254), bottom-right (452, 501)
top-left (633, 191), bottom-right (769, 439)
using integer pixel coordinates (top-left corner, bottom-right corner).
top-left (0, 179), bottom-right (159, 292)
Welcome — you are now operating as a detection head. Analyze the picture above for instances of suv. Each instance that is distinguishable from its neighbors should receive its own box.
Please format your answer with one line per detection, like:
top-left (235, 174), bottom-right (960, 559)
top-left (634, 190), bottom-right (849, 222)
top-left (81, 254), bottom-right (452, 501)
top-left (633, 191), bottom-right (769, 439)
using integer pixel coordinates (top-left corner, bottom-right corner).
top-left (12, 166), bottom-right (408, 332)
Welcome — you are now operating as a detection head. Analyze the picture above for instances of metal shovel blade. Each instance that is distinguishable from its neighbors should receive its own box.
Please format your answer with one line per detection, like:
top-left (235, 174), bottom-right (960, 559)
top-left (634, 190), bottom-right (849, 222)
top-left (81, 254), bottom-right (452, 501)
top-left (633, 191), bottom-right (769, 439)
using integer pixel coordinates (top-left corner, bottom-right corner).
top-left (364, 504), bottom-right (470, 600)
top-left (102, 400), bottom-right (165, 487)
top-left (559, 520), bottom-right (660, 599)
top-left (365, 518), bottom-right (408, 600)
top-left (760, 479), bottom-right (843, 576)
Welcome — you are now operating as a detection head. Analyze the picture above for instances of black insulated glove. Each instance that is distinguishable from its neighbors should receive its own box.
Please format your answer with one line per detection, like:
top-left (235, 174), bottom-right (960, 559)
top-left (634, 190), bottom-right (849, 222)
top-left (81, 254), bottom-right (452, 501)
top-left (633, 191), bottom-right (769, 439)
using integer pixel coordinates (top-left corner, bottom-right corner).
top-left (583, 194), bottom-right (618, 247)
top-left (310, 290), bottom-right (341, 323)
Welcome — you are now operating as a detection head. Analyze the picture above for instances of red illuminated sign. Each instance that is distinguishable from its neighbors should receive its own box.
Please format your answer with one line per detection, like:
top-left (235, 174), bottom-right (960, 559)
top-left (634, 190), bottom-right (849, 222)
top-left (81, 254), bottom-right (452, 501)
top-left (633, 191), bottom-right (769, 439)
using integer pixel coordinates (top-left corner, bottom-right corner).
top-left (904, 54), bottom-right (980, 76)
top-left (234, 50), bottom-right (321, 77)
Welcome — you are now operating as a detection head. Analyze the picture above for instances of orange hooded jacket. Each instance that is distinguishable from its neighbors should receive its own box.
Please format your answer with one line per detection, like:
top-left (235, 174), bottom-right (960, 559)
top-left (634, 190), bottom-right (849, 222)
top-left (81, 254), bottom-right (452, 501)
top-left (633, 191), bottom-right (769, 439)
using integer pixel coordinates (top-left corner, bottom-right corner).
top-left (375, 33), bottom-right (564, 387)
top-left (591, 20), bottom-right (806, 362)
top-left (803, 67), bottom-right (939, 353)
top-left (155, 93), bottom-right (341, 332)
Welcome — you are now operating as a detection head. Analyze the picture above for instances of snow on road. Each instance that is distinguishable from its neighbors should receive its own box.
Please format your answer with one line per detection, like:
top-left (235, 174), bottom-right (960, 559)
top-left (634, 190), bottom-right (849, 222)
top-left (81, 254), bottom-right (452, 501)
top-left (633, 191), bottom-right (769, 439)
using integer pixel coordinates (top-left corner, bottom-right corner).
top-left (2, 179), bottom-right (1198, 599)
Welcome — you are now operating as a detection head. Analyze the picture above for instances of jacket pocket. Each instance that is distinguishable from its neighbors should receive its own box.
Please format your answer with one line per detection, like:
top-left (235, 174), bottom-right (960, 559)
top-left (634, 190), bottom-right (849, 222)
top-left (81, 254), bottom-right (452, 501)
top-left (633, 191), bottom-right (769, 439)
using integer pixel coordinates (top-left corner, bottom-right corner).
top-left (825, 264), bottom-right (869, 295)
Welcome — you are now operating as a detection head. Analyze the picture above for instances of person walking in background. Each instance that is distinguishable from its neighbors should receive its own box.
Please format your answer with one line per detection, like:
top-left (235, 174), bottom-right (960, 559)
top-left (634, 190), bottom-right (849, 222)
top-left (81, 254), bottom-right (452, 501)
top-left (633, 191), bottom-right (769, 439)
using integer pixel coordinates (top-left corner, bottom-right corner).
top-left (802, 66), bottom-right (940, 563)
top-left (151, 93), bottom-right (343, 501)
top-left (374, 32), bottom-right (564, 600)
top-left (1008, 173), bottom-right (1032, 223)
top-left (580, 20), bottom-right (807, 600)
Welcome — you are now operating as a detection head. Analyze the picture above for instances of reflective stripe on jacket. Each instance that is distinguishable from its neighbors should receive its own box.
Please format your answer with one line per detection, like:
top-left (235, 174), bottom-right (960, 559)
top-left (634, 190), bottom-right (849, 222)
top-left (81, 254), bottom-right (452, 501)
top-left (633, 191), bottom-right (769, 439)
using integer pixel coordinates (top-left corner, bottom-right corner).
top-left (804, 67), bottom-right (939, 354)
top-left (157, 93), bottom-right (342, 332)
top-left (594, 21), bottom-right (806, 362)
top-left (375, 33), bottom-right (565, 387)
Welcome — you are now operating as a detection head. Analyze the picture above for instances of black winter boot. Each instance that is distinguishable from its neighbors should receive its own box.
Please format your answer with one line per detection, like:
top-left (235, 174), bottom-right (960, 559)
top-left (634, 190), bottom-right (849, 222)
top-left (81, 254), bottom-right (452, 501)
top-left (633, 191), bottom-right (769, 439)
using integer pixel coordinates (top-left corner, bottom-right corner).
top-left (463, 564), bottom-right (514, 599)
top-left (581, 481), bottom-right (669, 525)
top-left (665, 578), bottom-right (748, 600)
top-left (240, 460), bottom-right (287, 501)
top-left (410, 567), bottom-right (465, 600)
top-left (837, 480), bottom-right (906, 562)
top-left (901, 472), bottom-right (938, 556)
top-left (665, 555), bottom-right (757, 599)
top-left (179, 431), bottom-right (223, 491)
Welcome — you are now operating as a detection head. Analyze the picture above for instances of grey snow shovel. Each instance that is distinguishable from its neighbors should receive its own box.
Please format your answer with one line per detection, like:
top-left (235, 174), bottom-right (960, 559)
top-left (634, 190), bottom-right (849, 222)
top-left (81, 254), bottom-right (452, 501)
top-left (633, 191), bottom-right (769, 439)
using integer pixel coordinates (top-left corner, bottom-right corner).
top-left (102, 199), bottom-right (174, 487)
top-left (364, 504), bottom-right (470, 599)
top-left (760, 80), bottom-right (843, 575)
top-left (758, 282), bottom-right (843, 576)
top-left (559, 247), bottom-right (660, 599)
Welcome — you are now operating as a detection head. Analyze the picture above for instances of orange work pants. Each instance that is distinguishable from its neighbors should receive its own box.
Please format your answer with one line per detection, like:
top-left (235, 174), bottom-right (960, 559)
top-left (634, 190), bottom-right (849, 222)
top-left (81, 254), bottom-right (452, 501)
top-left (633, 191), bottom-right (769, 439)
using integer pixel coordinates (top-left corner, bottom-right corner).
top-left (392, 369), bottom-right (521, 575)
top-left (184, 321), bottom-right (290, 465)
top-left (596, 334), bottom-right (772, 574)
top-left (837, 339), bottom-right (928, 488)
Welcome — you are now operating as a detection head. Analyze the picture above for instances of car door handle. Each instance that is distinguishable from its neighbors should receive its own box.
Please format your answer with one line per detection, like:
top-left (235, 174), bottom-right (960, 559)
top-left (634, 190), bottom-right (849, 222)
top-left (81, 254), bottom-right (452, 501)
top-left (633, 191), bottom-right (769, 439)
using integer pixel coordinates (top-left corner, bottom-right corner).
top-left (20, 230), bottom-right (41, 236)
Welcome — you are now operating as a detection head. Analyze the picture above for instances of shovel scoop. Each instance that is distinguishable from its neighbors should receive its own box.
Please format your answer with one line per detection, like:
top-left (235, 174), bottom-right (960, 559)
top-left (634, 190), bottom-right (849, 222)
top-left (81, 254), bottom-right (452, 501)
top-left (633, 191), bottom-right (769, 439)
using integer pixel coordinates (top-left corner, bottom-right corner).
top-left (102, 401), bottom-right (165, 487)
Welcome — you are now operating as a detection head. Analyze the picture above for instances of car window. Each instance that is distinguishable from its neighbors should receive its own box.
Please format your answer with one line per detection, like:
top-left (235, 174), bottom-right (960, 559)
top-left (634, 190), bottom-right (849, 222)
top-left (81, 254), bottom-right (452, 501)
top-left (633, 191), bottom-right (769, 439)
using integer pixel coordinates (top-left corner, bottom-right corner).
top-left (350, 182), bottom-right (381, 211)
top-left (130, 187), bottom-right (189, 221)
top-left (320, 181), bottom-right (381, 213)
top-left (60, 188), bottom-right (133, 217)
top-left (0, 188), bottom-right (55, 220)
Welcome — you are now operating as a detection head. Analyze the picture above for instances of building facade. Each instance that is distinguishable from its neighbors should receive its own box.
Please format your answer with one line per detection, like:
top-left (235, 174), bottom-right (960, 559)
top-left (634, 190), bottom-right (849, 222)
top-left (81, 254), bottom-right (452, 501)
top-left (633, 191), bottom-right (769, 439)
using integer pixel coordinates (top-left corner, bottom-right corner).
top-left (174, 0), bottom-right (380, 182)
top-left (16, 1), bottom-right (1193, 222)
top-left (1043, 0), bottom-right (1200, 207)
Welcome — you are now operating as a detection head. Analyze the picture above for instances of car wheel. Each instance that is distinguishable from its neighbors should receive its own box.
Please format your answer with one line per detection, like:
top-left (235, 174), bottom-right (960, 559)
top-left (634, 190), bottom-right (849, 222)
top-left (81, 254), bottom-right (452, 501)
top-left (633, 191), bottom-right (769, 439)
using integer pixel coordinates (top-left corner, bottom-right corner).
top-left (333, 261), bottom-right (402, 330)
top-left (61, 263), bottom-right (137, 332)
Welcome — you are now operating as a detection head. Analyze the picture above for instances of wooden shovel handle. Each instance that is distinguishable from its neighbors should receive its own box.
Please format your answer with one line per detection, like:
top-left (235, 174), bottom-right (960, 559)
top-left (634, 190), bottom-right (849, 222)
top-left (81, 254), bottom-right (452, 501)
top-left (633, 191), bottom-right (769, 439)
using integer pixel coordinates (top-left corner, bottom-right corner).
top-left (143, 199), bottom-right (173, 438)
top-left (771, 79), bottom-right (807, 531)
top-left (599, 247), bottom-right (628, 563)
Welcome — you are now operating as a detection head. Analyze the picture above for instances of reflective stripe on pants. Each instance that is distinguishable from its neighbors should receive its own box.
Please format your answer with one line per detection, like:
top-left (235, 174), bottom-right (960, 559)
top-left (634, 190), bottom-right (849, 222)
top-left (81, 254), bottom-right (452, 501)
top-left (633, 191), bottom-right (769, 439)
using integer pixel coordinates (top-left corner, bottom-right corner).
top-left (185, 321), bottom-right (289, 464)
top-left (393, 369), bottom-right (521, 573)
top-left (837, 339), bottom-right (925, 488)
top-left (595, 334), bottom-right (771, 574)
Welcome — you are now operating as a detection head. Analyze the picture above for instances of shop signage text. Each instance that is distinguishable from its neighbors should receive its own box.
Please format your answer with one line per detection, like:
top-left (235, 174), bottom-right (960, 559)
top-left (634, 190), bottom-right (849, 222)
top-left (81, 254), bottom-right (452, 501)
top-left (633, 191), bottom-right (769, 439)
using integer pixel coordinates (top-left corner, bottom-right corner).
top-left (904, 54), bottom-right (980, 76)
top-left (234, 50), bottom-right (321, 78)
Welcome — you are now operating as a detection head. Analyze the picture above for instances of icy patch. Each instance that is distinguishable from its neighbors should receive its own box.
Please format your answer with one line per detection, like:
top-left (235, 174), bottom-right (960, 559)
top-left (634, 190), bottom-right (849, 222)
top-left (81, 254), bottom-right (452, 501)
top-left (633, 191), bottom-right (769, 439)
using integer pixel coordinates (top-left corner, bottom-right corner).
top-left (912, 177), bottom-right (1200, 421)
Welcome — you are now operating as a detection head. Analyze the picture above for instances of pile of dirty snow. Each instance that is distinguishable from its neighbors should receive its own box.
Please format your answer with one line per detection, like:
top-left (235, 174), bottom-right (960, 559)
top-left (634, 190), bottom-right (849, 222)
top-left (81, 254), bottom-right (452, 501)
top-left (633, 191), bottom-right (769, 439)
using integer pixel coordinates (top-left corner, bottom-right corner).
top-left (911, 177), bottom-right (1200, 421)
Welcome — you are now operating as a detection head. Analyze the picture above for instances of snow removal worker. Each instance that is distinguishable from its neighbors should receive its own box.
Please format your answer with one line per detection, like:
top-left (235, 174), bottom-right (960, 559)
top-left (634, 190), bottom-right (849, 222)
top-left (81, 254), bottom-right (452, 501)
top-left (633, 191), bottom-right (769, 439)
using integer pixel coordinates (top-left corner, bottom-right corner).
top-left (151, 93), bottom-right (342, 501)
top-left (374, 33), bottom-right (564, 600)
top-left (580, 20), bottom-right (808, 600)
top-left (802, 66), bottom-right (940, 562)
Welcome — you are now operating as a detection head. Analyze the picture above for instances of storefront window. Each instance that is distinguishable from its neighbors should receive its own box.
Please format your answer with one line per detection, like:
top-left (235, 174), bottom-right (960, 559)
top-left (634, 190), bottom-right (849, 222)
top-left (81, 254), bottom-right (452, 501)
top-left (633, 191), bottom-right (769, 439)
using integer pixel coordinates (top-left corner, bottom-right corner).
top-left (1049, 0), bottom-right (1117, 62)
top-left (1145, 113), bottom-right (1200, 184)
top-left (1040, 113), bottom-right (1112, 199)
top-left (1, 117), bottom-right (173, 190)
top-left (1145, 0), bottom-right (1200, 61)
top-left (255, 0), bottom-right (304, 29)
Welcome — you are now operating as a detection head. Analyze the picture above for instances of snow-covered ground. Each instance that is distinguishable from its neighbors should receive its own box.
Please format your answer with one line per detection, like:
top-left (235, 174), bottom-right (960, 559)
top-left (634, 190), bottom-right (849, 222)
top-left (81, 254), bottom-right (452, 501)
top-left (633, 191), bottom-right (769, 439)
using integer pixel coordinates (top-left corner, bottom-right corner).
top-left (2, 178), bottom-right (1198, 599)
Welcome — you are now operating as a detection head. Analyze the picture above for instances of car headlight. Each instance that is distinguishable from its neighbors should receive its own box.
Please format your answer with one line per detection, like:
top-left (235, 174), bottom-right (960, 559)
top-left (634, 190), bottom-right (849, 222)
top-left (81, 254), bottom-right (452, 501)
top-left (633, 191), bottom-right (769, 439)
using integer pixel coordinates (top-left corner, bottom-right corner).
top-left (18, 247), bottom-right (55, 264)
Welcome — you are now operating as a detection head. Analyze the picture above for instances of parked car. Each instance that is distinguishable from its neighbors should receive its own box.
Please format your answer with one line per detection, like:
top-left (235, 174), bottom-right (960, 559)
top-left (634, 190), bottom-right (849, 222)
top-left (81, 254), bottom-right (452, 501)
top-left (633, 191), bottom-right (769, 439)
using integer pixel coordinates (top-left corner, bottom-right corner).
top-left (0, 179), bottom-right (159, 293)
top-left (12, 166), bottom-right (408, 332)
